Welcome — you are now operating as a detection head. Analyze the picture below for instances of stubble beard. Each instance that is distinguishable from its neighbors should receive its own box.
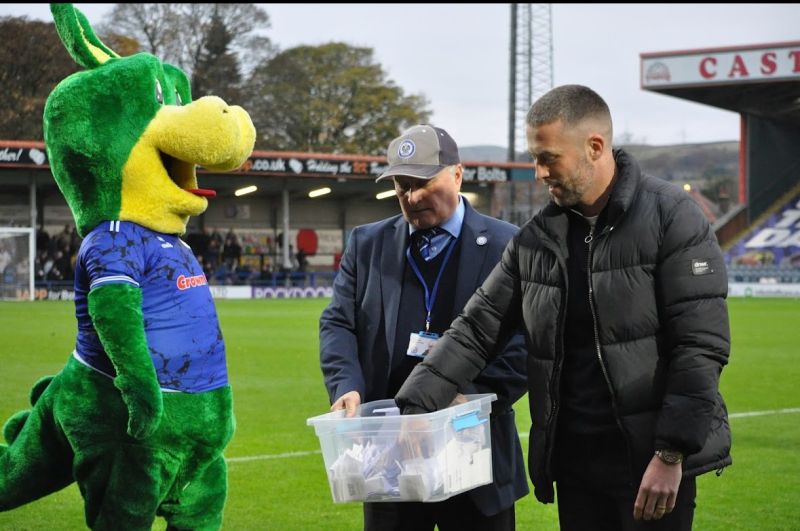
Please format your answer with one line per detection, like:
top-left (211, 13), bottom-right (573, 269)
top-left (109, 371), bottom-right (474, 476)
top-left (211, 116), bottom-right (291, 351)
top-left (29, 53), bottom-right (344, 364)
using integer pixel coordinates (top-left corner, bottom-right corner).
top-left (550, 160), bottom-right (593, 208)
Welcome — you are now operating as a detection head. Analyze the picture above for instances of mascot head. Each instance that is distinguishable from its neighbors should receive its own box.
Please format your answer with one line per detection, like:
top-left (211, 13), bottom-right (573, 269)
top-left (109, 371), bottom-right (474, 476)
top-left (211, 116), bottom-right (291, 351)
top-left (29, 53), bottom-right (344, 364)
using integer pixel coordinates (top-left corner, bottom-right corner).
top-left (43, 4), bottom-right (256, 236)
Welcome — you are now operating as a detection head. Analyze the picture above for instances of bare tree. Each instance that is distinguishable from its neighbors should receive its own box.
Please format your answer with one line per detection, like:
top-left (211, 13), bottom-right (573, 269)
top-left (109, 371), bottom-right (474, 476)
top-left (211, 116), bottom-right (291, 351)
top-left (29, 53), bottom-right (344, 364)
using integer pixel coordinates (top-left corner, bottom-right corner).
top-left (102, 3), bottom-right (273, 95)
top-left (99, 5), bottom-right (178, 59)
top-left (0, 16), bottom-right (79, 140)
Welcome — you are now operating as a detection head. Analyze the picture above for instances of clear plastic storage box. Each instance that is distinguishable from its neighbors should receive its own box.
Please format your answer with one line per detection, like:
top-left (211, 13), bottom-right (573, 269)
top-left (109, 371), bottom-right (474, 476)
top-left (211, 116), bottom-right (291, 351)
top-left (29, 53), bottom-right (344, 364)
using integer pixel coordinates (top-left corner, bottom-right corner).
top-left (307, 393), bottom-right (496, 503)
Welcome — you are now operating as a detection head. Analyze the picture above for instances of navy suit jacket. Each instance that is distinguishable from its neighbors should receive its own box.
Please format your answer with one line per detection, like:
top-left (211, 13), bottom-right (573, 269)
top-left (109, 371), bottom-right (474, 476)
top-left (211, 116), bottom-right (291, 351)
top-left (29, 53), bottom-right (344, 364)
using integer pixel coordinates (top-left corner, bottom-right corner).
top-left (319, 199), bottom-right (529, 515)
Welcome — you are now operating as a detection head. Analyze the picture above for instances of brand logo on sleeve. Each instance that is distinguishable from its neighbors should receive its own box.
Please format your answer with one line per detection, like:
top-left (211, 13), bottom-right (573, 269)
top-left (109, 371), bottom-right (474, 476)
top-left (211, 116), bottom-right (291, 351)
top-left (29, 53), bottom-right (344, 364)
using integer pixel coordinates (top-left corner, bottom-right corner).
top-left (176, 273), bottom-right (208, 290)
top-left (691, 259), bottom-right (713, 276)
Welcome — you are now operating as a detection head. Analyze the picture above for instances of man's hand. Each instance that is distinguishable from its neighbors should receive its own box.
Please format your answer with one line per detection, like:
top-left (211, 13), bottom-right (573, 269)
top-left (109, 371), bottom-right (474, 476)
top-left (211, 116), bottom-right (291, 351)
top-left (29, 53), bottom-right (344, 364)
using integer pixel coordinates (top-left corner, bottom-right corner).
top-left (330, 390), bottom-right (361, 417)
top-left (449, 393), bottom-right (467, 406)
top-left (397, 393), bottom-right (462, 459)
top-left (633, 454), bottom-right (682, 521)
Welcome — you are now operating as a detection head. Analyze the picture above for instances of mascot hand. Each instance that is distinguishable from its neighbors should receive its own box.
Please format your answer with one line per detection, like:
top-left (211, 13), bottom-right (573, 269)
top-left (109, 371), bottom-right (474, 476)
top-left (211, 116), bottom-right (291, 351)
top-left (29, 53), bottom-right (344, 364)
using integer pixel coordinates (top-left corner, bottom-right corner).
top-left (115, 372), bottom-right (164, 439)
top-left (89, 284), bottom-right (164, 440)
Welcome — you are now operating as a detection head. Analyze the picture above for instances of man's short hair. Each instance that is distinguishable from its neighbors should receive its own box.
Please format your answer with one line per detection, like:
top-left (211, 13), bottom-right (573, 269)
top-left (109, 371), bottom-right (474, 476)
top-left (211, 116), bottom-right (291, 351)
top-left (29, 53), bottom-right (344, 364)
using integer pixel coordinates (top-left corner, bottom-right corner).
top-left (527, 84), bottom-right (613, 138)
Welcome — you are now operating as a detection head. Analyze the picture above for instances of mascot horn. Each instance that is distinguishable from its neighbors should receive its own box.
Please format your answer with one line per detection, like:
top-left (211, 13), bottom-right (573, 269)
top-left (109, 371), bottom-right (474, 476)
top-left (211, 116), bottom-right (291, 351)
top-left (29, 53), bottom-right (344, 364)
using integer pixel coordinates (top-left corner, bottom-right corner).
top-left (0, 4), bottom-right (255, 530)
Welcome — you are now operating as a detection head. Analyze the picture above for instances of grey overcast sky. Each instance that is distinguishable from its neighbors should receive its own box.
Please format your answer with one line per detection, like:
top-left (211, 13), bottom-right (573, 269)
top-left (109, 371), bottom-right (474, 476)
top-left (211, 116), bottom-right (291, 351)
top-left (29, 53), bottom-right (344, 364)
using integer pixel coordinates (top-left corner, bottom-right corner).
top-left (3, 3), bottom-right (799, 148)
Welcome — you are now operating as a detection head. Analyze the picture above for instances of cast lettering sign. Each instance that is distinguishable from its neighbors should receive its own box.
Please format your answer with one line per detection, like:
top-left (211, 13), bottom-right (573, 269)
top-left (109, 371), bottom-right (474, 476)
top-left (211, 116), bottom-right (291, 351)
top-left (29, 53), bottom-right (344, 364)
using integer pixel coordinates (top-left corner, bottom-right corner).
top-left (641, 43), bottom-right (800, 88)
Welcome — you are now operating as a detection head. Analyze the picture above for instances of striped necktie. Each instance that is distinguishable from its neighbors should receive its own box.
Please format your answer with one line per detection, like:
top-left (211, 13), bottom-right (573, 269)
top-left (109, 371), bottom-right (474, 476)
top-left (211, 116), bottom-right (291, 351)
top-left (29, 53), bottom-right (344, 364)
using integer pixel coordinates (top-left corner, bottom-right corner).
top-left (417, 227), bottom-right (442, 261)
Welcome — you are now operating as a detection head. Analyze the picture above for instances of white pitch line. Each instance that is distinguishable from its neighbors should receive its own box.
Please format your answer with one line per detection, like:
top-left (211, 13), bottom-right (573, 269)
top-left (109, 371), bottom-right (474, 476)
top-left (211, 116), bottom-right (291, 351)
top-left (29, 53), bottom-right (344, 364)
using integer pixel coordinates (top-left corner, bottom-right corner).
top-left (225, 407), bottom-right (800, 463)
top-left (226, 450), bottom-right (321, 463)
top-left (729, 407), bottom-right (800, 418)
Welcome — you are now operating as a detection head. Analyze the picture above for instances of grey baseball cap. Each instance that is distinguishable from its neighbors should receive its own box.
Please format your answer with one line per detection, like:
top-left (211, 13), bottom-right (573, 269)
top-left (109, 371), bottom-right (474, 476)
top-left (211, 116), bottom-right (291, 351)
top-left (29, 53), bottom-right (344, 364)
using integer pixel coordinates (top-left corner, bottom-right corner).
top-left (376, 125), bottom-right (460, 182)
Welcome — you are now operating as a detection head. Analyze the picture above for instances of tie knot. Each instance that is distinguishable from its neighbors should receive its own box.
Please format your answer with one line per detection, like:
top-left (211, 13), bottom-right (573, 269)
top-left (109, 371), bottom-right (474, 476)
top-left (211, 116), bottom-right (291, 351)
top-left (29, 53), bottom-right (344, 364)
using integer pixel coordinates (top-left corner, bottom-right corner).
top-left (424, 226), bottom-right (440, 237)
top-left (415, 226), bottom-right (439, 243)
top-left (415, 227), bottom-right (442, 261)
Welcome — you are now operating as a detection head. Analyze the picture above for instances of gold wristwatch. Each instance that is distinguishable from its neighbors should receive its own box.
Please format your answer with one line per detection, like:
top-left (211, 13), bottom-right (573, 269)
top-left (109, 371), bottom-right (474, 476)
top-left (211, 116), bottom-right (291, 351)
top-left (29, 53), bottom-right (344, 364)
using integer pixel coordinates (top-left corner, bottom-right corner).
top-left (655, 448), bottom-right (684, 465)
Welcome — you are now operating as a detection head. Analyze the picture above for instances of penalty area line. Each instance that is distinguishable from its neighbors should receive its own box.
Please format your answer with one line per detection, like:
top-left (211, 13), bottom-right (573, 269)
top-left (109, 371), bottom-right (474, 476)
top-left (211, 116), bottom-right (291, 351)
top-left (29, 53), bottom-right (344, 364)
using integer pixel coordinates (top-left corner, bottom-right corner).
top-left (225, 407), bottom-right (800, 463)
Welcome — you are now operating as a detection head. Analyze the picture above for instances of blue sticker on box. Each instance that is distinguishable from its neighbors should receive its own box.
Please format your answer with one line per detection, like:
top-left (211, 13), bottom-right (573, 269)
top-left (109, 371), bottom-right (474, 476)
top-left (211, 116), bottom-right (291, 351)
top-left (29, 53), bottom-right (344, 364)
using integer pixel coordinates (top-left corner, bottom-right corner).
top-left (452, 411), bottom-right (487, 431)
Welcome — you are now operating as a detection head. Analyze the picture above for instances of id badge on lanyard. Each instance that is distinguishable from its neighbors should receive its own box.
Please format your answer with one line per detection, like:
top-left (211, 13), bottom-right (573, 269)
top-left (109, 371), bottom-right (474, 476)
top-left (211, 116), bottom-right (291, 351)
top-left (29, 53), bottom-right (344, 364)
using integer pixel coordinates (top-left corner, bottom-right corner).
top-left (407, 330), bottom-right (440, 358)
top-left (404, 236), bottom-right (455, 358)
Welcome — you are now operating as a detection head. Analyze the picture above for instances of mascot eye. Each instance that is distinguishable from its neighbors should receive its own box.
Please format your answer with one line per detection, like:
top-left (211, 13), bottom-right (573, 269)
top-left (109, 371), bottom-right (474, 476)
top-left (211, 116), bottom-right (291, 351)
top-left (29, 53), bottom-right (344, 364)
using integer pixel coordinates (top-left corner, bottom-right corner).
top-left (175, 91), bottom-right (183, 106)
top-left (155, 79), bottom-right (164, 105)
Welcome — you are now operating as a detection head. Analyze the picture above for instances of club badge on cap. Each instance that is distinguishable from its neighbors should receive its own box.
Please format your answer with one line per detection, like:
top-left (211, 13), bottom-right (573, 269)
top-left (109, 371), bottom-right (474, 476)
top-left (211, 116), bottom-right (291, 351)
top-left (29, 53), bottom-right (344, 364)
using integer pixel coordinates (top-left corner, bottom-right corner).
top-left (376, 124), bottom-right (461, 182)
top-left (398, 139), bottom-right (416, 158)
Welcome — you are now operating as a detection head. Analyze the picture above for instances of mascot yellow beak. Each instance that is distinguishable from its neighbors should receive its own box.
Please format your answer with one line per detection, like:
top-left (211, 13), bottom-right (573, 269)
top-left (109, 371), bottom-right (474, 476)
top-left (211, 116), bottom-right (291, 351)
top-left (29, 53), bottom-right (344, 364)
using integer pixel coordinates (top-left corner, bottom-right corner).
top-left (120, 95), bottom-right (256, 235)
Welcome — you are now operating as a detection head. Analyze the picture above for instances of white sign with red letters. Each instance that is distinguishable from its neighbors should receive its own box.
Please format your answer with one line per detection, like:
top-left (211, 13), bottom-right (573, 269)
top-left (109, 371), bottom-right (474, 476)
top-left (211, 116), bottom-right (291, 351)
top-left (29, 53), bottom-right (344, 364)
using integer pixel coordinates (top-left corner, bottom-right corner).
top-left (642, 43), bottom-right (800, 88)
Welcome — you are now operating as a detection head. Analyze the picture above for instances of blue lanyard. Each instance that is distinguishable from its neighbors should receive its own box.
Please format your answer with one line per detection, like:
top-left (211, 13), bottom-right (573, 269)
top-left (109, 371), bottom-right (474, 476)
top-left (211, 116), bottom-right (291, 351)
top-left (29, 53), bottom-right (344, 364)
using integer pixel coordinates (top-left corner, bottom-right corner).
top-left (405, 236), bottom-right (457, 332)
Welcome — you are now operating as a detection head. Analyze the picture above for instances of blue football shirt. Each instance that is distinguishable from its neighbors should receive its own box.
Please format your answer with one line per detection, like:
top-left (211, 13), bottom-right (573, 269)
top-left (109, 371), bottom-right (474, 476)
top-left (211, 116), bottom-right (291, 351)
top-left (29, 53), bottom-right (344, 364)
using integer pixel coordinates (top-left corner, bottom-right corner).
top-left (73, 220), bottom-right (227, 393)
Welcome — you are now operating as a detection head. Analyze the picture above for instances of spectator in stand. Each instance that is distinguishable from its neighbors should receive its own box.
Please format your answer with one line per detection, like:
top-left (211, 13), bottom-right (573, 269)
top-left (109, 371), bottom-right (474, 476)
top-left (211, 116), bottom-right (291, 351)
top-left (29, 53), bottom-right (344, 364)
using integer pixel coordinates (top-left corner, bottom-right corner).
top-left (280, 244), bottom-right (298, 273)
top-left (0, 243), bottom-right (12, 276)
top-left (42, 250), bottom-right (56, 279)
top-left (36, 224), bottom-right (51, 256)
top-left (187, 227), bottom-right (211, 259)
top-left (295, 247), bottom-right (309, 273)
top-left (209, 227), bottom-right (223, 248)
top-left (35, 249), bottom-right (48, 281)
top-left (55, 247), bottom-right (73, 280)
top-left (55, 223), bottom-right (73, 254)
top-left (204, 234), bottom-right (221, 276)
top-left (222, 232), bottom-right (242, 273)
top-left (45, 250), bottom-right (67, 281)
top-left (333, 250), bottom-right (342, 272)
top-left (259, 256), bottom-right (273, 283)
top-left (69, 224), bottom-right (82, 257)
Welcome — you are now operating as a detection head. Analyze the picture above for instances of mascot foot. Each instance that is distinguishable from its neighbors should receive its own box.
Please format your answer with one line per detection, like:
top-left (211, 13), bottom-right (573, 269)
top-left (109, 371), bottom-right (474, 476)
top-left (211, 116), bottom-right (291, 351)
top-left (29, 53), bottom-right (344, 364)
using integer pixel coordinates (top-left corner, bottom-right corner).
top-left (3, 410), bottom-right (30, 445)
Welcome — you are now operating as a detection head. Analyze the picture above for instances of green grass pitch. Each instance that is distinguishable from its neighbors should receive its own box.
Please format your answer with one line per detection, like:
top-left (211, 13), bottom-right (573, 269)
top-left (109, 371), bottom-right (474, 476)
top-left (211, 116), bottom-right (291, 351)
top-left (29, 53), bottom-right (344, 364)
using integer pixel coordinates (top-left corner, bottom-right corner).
top-left (0, 298), bottom-right (798, 529)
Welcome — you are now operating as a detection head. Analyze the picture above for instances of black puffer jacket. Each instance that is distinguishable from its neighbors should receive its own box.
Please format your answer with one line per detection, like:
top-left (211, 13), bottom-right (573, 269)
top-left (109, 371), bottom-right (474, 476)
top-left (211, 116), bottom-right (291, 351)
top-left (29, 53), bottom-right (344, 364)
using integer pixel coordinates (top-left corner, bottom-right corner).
top-left (397, 149), bottom-right (732, 503)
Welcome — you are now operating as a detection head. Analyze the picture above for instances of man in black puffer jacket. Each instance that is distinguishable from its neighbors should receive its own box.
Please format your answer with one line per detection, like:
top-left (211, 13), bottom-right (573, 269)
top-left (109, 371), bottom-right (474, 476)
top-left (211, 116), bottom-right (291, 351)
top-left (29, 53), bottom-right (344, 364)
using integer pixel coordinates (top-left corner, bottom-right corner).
top-left (396, 85), bottom-right (731, 530)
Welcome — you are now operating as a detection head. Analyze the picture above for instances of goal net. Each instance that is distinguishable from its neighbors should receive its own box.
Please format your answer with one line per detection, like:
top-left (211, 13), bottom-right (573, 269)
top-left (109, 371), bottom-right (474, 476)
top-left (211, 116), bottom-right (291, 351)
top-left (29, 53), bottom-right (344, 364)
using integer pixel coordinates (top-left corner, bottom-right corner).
top-left (0, 227), bottom-right (34, 301)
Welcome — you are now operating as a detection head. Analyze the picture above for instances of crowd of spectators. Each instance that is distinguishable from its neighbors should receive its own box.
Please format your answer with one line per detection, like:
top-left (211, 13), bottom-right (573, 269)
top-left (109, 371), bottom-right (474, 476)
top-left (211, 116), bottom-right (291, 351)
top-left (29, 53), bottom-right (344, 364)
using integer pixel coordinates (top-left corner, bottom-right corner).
top-left (25, 223), bottom-right (800, 289)
top-left (186, 227), bottom-right (246, 285)
top-left (32, 224), bottom-right (329, 286)
top-left (185, 227), bottom-right (311, 285)
top-left (35, 223), bottom-right (81, 282)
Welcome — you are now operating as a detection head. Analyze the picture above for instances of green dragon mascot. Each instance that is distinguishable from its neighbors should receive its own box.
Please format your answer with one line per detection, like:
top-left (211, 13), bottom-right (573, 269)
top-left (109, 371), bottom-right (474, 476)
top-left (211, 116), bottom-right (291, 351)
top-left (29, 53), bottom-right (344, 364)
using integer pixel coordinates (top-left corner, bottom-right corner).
top-left (0, 4), bottom-right (255, 529)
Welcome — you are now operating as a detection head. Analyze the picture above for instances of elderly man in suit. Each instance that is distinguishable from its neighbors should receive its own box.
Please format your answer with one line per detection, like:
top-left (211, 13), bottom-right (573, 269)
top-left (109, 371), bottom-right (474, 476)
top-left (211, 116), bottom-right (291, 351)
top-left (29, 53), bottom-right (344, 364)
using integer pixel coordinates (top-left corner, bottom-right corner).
top-left (319, 125), bottom-right (529, 530)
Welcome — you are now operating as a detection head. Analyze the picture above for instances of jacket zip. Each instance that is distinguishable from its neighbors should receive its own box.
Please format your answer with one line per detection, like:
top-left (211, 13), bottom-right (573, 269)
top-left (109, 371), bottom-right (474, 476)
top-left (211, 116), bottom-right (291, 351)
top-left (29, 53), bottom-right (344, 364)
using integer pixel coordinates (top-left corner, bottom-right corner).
top-left (585, 226), bottom-right (617, 412)
top-left (586, 223), bottom-right (635, 477)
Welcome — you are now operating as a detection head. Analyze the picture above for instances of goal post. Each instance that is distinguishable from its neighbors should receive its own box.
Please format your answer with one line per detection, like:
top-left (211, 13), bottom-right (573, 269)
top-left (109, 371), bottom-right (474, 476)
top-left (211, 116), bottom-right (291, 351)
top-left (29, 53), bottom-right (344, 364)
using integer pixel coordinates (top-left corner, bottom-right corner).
top-left (0, 227), bottom-right (35, 301)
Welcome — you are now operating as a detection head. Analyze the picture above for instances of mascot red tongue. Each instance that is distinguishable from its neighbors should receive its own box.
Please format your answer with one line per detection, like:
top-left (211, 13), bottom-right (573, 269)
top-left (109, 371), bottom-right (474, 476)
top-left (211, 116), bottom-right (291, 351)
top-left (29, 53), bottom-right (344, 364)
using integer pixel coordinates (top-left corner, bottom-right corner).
top-left (0, 4), bottom-right (255, 529)
top-left (189, 188), bottom-right (218, 197)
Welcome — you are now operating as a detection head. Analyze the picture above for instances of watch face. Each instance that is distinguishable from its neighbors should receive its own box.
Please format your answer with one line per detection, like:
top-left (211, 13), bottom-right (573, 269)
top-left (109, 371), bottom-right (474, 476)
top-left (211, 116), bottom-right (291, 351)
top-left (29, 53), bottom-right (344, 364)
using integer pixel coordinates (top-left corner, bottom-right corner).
top-left (657, 449), bottom-right (683, 464)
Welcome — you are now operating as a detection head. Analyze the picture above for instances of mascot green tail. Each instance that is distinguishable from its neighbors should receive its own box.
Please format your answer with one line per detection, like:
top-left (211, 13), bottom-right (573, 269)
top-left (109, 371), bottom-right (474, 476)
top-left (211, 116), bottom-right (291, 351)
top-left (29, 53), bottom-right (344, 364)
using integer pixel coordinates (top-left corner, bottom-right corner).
top-left (2, 376), bottom-right (52, 443)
